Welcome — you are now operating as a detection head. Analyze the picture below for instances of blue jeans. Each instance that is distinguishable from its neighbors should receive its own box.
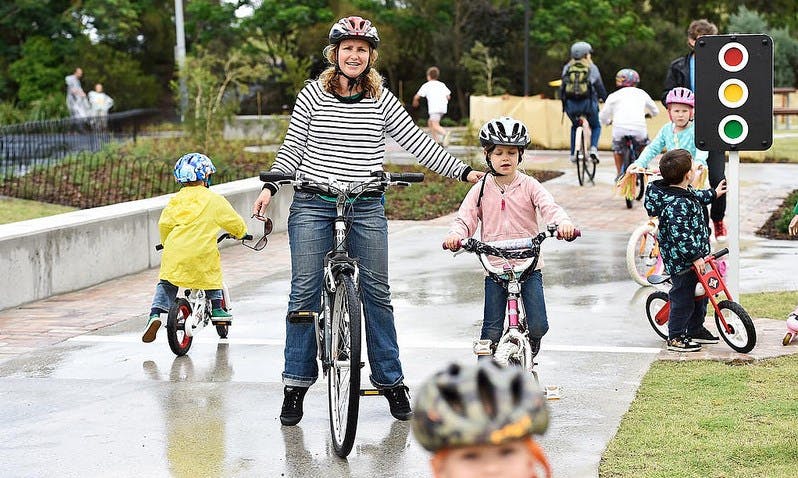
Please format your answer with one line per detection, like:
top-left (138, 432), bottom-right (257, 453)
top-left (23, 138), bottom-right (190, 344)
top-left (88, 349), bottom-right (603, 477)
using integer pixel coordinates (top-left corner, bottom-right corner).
top-left (150, 279), bottom-right (222, 312)
top-left (565, 98), bottom-right (601, 154)
top-left (667, 270), bottom-right (708, 339)
top-left (482, 270), bottom-right (548, 343)
top-left (282, 192), bottom-right (402, 389)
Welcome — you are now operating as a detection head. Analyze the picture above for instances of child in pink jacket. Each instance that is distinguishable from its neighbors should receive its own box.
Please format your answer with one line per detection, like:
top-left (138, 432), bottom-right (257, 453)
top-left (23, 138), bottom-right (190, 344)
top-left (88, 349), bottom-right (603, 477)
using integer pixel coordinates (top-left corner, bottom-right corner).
top-left (444, 117), bottom-right (576, 358)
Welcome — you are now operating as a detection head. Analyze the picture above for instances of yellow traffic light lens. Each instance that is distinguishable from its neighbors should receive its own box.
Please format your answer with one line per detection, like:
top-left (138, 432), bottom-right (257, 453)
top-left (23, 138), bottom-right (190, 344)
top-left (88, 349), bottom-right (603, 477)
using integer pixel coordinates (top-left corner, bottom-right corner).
top-left (717, 79), bottom-right (748, 108)
top-left (723, 83), bottom-right (744, 102)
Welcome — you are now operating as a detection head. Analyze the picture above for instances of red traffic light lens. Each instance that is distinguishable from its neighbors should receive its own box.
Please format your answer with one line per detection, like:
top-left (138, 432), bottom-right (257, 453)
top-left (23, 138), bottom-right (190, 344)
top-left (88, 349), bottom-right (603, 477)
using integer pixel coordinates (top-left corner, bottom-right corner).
top-left (718, 42), bottom-right (749, 72)
top-left (724, 48), bottom-right (744, 67)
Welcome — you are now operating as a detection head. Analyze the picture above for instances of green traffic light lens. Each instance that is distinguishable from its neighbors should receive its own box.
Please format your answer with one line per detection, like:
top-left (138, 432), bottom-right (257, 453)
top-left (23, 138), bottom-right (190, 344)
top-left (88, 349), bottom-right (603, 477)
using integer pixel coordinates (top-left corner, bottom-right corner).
top-left (723, 120), bottom-right (744, 139)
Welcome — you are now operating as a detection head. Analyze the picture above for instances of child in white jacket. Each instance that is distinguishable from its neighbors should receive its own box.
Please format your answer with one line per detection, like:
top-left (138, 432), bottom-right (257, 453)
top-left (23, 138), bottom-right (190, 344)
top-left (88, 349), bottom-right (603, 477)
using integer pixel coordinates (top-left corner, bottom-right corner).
top-left (599, 68), bottom-right (659, 176)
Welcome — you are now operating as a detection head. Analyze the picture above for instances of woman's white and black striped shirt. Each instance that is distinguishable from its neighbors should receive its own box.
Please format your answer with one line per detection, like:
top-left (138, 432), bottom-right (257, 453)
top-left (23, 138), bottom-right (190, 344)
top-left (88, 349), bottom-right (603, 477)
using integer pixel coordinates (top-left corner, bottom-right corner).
top-left (269, 81), bottom-right (470, 189)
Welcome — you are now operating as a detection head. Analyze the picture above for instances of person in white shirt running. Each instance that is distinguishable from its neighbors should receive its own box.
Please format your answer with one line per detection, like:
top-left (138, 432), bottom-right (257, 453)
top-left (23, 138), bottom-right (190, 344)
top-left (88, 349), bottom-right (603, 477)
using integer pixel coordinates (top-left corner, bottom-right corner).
top-left (413, 66), bottom-right (452, 145)
top-left (599, 68), bottom-right (659, 176)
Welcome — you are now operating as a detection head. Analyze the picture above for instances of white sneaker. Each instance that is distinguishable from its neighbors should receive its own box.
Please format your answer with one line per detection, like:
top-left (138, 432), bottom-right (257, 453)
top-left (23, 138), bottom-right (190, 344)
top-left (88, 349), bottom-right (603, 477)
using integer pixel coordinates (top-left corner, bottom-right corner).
top-left (142, 315), bottom-right (161, 343)
top-left (473, 339), bottom-right (493, 356)
top-left (589, 146), bottom-right (600, 163)
top-left (569, 154), bottom-right (577, 163)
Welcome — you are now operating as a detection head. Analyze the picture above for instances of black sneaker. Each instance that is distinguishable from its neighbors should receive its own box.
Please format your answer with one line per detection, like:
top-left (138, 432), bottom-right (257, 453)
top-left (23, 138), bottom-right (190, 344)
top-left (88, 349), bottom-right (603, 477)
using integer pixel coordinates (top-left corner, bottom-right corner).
top-left (383, 384), bottom-right (413, 420)
top-left (280, 386), bottom-right (308, 426)
top-left (667, 335), bottom-right (702, 352)
top-left (529, 336), bottom-right (541, 357)
top-left (690, 327), bottom-right (720, 344)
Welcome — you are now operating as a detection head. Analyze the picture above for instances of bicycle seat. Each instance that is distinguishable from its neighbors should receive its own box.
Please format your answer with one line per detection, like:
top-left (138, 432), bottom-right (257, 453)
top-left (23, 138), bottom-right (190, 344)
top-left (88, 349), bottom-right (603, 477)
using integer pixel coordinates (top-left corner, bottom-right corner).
top-left (647, 274), bottom-right (670, 285)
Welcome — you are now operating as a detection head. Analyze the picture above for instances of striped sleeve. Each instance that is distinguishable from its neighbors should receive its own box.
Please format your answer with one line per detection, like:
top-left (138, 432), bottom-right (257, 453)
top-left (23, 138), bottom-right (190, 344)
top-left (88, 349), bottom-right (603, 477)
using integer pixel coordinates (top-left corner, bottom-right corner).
top-left (272, 83), bottom-right (313, 175)
top-left (380, 90), bottom-right (470, 180)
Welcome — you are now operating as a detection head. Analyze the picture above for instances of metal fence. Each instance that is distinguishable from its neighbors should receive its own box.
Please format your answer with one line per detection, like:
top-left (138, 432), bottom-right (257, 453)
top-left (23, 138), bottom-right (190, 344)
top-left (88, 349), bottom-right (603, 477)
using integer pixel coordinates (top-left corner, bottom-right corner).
top-left (0, 151), bottom-right (178, 209)
top-left (0, 109), bottom-right (167, 168)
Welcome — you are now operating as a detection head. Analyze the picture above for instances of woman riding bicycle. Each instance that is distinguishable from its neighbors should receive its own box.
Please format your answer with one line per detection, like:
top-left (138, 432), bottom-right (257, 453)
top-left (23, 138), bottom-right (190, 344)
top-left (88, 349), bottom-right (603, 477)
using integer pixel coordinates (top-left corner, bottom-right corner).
top-left (599, 68), bottom-right (659, 177)
top-left (251, 16), bottom-right (482, 427)
top-left (443, 117), bottom-right (576, 360)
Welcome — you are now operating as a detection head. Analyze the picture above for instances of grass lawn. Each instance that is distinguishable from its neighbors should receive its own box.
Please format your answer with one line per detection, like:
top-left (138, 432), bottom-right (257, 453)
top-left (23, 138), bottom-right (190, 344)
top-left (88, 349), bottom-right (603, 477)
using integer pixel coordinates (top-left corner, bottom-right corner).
top-left (599, 290), bottom-right (798, 478)
top-left (0, 197), bottom-right (76, 225)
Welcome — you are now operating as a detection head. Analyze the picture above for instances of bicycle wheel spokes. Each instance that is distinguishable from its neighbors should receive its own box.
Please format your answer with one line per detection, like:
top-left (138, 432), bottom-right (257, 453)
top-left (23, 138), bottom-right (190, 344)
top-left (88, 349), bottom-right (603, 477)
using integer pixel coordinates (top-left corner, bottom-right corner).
top-left (715, 300), bottom-right (756, 353)
top-left (626, 225), bottom-right (663, 287)
top-left (328, 274), bottom-right (361, 458)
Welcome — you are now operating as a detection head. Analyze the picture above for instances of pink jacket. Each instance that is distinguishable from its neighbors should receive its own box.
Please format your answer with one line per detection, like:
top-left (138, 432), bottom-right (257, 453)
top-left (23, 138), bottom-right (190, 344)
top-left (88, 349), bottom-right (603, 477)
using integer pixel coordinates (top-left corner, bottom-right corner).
top-left (450, 172), bottom-right (571, 269)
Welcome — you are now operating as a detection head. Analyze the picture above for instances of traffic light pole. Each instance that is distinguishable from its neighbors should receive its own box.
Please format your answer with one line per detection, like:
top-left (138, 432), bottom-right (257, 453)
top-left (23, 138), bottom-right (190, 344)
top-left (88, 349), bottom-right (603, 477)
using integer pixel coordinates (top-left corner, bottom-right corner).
top-left (727, 151), bottom-right (740, 299)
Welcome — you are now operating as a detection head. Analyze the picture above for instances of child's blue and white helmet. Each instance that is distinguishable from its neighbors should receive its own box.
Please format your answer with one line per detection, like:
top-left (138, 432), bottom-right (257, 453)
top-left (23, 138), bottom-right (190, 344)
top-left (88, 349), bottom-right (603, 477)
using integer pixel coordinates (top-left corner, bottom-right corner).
top-left (173, 152), bottom-right (216, 183)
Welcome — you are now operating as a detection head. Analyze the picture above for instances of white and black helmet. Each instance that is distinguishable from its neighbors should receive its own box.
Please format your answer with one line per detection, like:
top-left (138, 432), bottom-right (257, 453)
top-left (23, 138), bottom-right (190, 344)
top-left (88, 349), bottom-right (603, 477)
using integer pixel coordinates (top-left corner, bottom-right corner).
top-left (479, 116), bottom-right (530, 150)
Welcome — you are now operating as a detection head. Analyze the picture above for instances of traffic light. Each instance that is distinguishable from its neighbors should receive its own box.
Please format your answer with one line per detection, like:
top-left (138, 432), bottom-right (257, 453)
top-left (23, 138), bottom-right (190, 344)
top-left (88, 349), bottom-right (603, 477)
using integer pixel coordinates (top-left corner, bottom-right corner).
top-left (694, 34), bottom-right (773, 151)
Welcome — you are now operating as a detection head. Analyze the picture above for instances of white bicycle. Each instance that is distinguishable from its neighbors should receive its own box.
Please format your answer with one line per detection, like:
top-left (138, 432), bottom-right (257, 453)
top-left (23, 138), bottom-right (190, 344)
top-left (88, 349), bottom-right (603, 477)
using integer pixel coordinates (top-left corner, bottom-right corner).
top-left (156, 223), bottom-right (270, 356)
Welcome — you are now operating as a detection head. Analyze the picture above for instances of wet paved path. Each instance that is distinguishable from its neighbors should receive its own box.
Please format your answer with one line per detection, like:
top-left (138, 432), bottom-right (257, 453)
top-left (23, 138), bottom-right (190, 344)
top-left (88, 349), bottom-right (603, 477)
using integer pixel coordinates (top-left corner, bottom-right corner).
top-left (1, 152), bottom-right (797, 477)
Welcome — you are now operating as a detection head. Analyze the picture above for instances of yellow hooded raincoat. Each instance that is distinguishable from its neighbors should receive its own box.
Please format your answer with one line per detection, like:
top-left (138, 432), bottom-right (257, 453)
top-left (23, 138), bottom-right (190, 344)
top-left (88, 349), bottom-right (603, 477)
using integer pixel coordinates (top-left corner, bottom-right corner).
top-left (158, 186), bottom-right (247, 290)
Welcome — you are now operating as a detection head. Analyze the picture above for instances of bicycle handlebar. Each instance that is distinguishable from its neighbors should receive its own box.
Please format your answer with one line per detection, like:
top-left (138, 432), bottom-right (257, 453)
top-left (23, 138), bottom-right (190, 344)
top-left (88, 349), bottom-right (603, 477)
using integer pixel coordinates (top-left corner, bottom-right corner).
top-left (443, 225), bottom-right (581, 259)
top-left (710, 248), bottom-right (729, 260)
top-left (155, 233), bottom-right (253, 251)
top-left (259, 170), bottom-right (425, 194)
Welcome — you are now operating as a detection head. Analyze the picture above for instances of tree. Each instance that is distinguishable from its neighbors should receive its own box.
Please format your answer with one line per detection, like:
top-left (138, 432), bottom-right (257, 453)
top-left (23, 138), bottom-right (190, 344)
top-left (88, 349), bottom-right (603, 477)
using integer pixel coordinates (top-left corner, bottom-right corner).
top-left (461, 42), bottom-right (506, 96)
top-left (729, 6), bottom-right (798, 87)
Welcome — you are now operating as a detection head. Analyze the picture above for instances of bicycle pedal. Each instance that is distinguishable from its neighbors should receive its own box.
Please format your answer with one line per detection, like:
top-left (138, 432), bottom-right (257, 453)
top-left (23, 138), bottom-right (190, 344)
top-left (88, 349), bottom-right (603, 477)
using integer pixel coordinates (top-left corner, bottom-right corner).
top-left (360, 389), bottom-right (384, 397)
top-left (211, 320), bottom-right (231, 326)
top-left (287, 310), bottom-right (317, 324)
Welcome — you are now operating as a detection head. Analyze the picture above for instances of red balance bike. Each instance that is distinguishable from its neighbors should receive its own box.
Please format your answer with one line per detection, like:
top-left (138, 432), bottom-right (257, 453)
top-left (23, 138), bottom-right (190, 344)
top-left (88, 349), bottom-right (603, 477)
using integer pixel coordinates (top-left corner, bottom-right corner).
top-left (645, 248), bottom-right (756, 353)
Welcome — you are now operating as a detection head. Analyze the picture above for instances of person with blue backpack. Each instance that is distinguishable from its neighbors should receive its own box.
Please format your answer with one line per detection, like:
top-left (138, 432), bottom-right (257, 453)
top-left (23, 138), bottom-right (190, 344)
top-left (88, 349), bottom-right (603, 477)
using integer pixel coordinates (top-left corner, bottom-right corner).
top-left (560, 41), bottom-right (608, 164)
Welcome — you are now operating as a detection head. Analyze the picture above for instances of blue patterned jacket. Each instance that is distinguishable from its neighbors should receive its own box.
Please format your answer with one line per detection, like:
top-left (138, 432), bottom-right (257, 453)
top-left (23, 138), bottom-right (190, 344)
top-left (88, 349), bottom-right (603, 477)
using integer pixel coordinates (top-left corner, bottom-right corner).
top-left (644, 179), bottom-right (715, 274)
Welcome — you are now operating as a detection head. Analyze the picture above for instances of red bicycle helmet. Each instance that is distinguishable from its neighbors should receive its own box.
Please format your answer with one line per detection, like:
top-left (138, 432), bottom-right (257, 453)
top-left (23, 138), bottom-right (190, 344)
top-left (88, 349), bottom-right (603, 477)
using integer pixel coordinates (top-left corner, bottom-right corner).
top-left (328, 16), bottom-right (380, 49)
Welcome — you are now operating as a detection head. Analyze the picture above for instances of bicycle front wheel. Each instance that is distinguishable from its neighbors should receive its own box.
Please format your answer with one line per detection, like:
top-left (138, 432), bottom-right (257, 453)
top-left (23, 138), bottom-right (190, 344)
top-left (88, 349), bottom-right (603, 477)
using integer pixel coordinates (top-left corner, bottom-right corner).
top-left (626, 223), bottom-right (663, 287)
top-left (715, 300), bottom-right (756, 353)
top-left (328, 273), bottom-right (362, 458)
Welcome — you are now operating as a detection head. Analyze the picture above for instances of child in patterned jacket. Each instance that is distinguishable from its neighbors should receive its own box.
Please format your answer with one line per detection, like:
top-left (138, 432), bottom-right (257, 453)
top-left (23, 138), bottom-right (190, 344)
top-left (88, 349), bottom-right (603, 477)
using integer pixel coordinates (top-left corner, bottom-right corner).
top-left (643, 149), bottom-right (727, 352)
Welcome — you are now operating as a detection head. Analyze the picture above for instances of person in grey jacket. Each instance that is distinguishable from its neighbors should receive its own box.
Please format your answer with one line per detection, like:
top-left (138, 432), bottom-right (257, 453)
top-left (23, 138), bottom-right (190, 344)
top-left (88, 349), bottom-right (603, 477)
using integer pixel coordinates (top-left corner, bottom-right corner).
top-left (560, 41), bottom-right (607, 164)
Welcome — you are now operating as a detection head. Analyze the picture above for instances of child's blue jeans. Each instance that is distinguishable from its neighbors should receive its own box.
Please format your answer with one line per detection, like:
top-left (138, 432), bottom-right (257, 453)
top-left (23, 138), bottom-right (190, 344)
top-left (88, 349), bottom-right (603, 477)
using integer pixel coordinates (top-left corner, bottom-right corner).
top-left (151, 279), bottom-right (222, 313)
top-left (482, 270), bottom-right (548, 344)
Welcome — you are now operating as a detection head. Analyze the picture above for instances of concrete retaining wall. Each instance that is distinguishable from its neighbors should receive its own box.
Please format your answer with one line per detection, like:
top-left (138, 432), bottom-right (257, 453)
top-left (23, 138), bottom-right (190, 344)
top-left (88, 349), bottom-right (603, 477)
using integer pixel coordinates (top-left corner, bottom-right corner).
top-left (0, 178), bottom-right (292, 311)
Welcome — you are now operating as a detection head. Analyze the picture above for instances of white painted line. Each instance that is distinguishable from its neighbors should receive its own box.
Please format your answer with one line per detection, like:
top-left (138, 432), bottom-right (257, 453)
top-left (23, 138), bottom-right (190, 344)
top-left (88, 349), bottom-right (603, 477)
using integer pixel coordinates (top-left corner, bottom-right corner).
top-left (67, 335), bottom-right (662, 354)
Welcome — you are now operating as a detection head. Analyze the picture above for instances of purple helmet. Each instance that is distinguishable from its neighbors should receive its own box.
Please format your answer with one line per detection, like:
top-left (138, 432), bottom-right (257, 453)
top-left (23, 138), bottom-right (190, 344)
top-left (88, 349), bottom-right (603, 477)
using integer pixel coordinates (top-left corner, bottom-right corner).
top-left (615, 68), bottom-right (640, 87)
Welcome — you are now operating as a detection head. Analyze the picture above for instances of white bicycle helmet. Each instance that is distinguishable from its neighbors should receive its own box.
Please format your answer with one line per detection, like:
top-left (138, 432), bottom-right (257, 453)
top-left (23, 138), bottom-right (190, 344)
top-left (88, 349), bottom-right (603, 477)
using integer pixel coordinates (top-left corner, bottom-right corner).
top-left (479, 116), bottom-right (530, 150)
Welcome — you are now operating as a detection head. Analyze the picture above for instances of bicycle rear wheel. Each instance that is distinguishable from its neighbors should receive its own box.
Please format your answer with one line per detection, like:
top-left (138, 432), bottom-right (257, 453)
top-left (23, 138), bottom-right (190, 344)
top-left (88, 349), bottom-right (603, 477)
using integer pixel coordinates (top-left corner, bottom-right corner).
top-left (645, 291), bottom-right (670, 340)
top-left (328, 273), bottom-right (362, 458)
top-left (166, 298), bottom-right (193, 356)
top-left (626, 223), bottom-right (663, 287)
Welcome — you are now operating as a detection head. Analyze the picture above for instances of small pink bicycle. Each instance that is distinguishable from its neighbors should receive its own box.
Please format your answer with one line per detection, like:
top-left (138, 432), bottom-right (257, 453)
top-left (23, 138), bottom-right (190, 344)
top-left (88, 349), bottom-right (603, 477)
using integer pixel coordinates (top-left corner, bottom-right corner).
top-left (444, 224), bottom-right (579, 374)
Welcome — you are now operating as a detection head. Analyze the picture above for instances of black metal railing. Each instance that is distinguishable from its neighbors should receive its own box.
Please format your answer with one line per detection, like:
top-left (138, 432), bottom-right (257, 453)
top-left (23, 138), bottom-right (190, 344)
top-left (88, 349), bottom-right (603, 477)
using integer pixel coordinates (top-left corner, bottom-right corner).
top-left (0, 151), bottom-right (178, 209)
top-left (0, 109), bottom-right (169, 167)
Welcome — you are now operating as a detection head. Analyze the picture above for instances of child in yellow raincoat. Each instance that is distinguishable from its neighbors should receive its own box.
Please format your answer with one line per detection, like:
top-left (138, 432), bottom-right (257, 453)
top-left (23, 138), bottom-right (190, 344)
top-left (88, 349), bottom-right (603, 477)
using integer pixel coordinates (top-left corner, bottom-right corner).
top-left (142, 153), bottom-right (247, 343)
